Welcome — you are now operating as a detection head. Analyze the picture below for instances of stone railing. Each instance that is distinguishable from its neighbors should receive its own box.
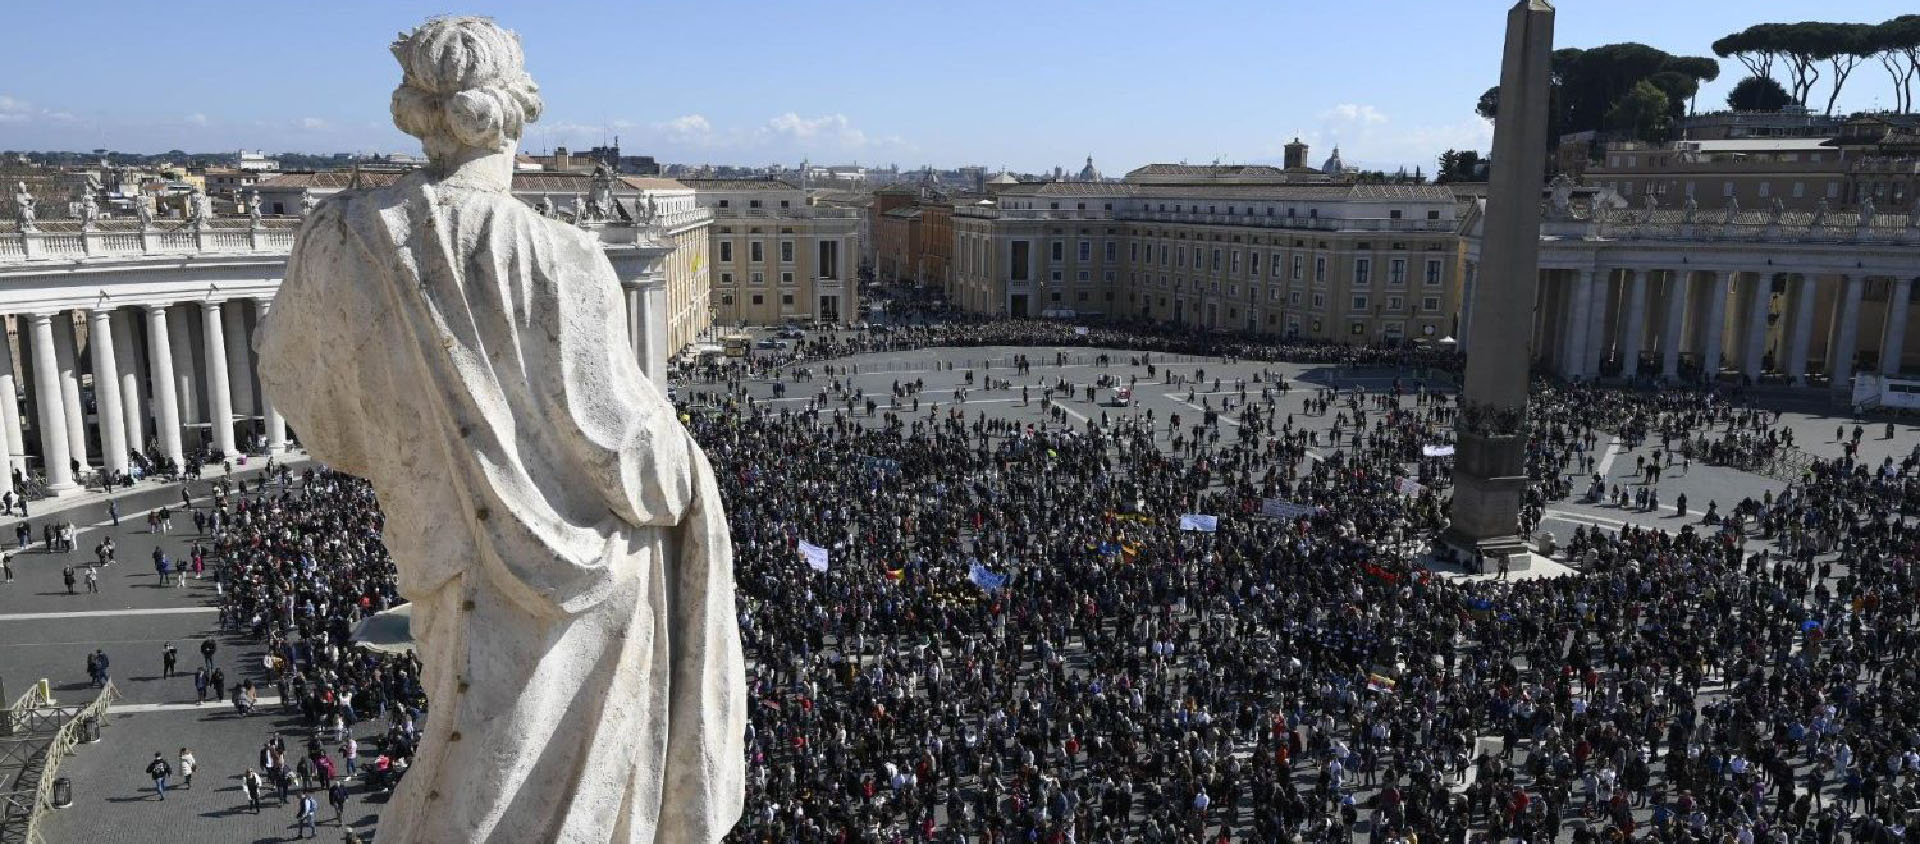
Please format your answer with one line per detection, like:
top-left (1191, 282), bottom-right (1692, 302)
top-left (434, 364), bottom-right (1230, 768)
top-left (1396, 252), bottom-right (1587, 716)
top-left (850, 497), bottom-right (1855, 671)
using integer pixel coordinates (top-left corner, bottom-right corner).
top-left (1540, 206), bottom-right (1920, 246)
top-left (0, 219), bottom-right (303, 263)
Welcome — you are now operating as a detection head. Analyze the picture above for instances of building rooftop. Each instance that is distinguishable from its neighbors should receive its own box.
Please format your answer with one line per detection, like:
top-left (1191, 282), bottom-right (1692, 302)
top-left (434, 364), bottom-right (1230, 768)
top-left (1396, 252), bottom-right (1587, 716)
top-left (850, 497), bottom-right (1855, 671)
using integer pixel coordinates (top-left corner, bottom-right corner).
top-left (677, 177), bottom-right (800, 191)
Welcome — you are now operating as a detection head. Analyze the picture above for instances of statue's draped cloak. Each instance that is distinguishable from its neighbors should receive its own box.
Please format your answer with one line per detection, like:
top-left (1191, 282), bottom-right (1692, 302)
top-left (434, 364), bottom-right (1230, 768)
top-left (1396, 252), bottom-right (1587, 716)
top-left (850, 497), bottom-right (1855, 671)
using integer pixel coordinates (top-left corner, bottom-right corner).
top-left (256, 171), bottom-right (745, 843)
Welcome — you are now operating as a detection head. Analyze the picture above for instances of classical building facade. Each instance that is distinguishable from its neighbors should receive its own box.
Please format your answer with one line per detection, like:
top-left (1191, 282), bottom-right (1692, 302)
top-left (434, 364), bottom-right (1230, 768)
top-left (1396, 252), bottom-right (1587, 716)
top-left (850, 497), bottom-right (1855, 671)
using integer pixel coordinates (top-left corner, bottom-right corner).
top-left (681, 178), bottom-right (861, 325)
top-left (0, 187), bottom-right (713, 497)
top-left (1459, 197), bottom-right (1920, 388)
top-left (871, 187), bottom-right (953, 290)
top-left (950, 164), bottom-right (1461, 342)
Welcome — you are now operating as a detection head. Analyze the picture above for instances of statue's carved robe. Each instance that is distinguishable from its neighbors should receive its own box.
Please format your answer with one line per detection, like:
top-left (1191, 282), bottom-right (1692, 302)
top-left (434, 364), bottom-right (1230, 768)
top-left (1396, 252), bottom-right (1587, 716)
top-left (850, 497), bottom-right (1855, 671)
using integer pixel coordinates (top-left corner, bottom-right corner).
top-left (257, 170), bottom-right (744, 843)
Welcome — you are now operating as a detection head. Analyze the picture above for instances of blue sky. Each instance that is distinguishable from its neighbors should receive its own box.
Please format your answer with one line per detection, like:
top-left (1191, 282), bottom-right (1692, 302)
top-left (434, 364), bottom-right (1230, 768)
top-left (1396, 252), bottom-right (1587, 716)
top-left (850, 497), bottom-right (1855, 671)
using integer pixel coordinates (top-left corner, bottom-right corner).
top-left (1, 1), bottom-right (1912, 173)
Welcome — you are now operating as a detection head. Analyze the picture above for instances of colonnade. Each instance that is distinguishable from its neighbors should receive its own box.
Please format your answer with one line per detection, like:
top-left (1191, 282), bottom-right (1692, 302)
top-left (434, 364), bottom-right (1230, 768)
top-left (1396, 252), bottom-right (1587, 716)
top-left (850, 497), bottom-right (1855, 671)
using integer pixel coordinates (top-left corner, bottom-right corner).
top-left (0, 298), bottom-right (286, 497)
top-left (1489, 260), bottom-right (1918, 388)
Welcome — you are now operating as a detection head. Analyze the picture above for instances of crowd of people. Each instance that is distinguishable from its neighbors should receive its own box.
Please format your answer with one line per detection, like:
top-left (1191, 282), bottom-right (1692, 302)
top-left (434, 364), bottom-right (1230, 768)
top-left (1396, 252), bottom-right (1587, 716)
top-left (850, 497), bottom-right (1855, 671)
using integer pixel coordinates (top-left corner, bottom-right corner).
top-left (110, 316), bottom-right (1920, 843)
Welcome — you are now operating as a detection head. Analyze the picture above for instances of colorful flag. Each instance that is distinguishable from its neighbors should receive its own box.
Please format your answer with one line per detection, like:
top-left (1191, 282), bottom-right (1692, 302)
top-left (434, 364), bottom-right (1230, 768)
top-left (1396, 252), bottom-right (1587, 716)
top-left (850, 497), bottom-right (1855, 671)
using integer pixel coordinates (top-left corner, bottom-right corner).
top-left (883, 568), bottom-right (905, 582)
top-left (1366, 673), bottom-right (1397, 694)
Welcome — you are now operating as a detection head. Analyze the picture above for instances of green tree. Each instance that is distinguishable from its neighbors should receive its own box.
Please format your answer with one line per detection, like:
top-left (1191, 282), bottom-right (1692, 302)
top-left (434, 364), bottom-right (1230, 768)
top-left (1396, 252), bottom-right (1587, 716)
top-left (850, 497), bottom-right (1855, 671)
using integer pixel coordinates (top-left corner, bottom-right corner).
top-left (1873, 16), bottom-right (1920, 112)
top-left (1815, 22), bottom-right (1876, 115)
top-left (1606, 80), bottom-right (1670, 142)
top-left (1475, 43), bottom-right (1717, 139)
top-left (1726, 75), bottom-right (1794, 110)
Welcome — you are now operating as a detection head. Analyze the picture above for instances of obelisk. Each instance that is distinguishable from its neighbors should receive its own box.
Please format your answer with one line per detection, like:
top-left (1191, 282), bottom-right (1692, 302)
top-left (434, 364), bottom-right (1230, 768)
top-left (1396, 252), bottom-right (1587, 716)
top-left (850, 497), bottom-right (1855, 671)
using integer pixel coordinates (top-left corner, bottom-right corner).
top-left (1444, 0), bottom-right (1553, 565)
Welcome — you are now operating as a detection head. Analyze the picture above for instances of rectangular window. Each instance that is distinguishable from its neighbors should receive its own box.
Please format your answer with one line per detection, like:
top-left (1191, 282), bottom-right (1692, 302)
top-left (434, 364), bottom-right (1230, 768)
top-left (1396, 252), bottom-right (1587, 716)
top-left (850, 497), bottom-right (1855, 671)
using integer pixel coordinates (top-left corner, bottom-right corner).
top-left (1052, 241), bottom-right (1064, 261)
top-left (720, 241), bottom-right (733, 262)
top-left (1292, 255), bottom-right (1304, 280)
top-left (1010, 241), bottom-right (1030, 281)
top-left (1423, 296), bottom-right (1440, 311)
top-left (1159, 245), bottom-right (1168, 266)
top-left (1352, 295), bottom-right (1368, 311)
top-left (750, 294), bottom-right (762, 305)
top-left (1758, 182), bottom-right (1771, 198)
top-left (1232, 251), bottom-right (1242, 274)
top-left (1078, 240), bottom-right (1091, 261)
top-left (780, 293), bottom-right (794, 305)
top-left (1389, 259), bottom-right (1406, 285)
top-left (1104, 240), bottom-right (1116, 261)
top-left (1312, 293), bottom-right (1325, 308)
top-left (1723, 181), bottom-right (1735, 198)
top-left (781, 271), bottom-right (794, 285)
top-left (1827, 181), bottom-right (1840, 198)
top-left (780, 240), bottom-right (794, 263)
top-left (1176, 246), bottom-right (1186, 268)
top-left (1387, 296), bottom-right (1403, 310)
top-left (751, 271), bottom-right (764, 285)
top-left (749, 199), bottom-right (762, 209)
top-left (817, 240), bottom-right (839, 279)
top-left (749, 241), bottom-right (764, 263)
top-left (1290, 291), bottom-right (1302, 305)
top-left (721, 272), bottom-right (734, 286)
top-left (1425, 260), bottom-right (1442, 286)
top-left (1792, 182), bottom-right (1806, 198)
top-left (1076, 270), bottom-right (1090, 281)
top-left (1354, 258), bottom-right (1371, 285)
top-left (1211, 248), bottom-right (1222, 271)
top-left (1130, 242), bottom-right (1140, 261)
top-left (1313, 257), bottom-right (1326, 282)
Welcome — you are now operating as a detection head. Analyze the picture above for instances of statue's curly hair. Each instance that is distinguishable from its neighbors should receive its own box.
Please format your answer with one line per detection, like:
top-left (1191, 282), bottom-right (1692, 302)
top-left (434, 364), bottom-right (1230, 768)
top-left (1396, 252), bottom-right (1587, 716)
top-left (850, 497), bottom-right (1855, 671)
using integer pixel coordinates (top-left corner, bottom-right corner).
top-left (390, 16), bottom-right (543, 154)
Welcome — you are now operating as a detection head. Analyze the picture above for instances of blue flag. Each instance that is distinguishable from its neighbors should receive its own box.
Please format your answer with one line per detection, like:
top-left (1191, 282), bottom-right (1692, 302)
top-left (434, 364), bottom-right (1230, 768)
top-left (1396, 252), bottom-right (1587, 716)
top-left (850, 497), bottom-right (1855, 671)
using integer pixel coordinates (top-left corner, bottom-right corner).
top-left (1178, 514), bottom-right (1218, 532)
top-left (969, 563), bottom-right (1008, 592)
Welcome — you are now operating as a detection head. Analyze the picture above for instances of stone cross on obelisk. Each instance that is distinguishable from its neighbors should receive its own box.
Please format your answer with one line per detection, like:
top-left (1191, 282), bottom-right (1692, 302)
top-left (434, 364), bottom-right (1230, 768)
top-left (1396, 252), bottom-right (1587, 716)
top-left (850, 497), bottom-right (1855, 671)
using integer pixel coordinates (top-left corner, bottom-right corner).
top-left (1444, 0), bottom-right (1553, 566)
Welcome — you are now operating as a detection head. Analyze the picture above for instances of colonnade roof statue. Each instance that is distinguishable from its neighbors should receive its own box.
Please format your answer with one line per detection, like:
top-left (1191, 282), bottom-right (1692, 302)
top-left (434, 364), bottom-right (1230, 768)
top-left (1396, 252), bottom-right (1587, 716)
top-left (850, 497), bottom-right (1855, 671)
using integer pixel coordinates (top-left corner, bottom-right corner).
top-left (253, 16), bottom-right (745, 843)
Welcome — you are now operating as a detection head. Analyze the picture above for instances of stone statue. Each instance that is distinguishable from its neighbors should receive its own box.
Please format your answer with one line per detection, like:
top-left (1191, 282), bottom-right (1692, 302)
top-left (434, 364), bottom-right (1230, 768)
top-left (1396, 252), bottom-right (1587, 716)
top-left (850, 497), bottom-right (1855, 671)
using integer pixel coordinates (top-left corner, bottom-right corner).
top-left (1858, 195), bottom-right (1875, 227)
top-left (1722, 195), bottom-right (1740, 225)
top-left (1547, 174), bottom-right (1572, 219)
top-left (188, 187), bottom-right (210, 227)
top-left (536, 194), bottom-right (554, 217)
top-left (300, 189), bottom-right (319, 217)
top-left (1810, 198), bottom-right (1829, 227)
top-left (78, 192), bottom-right (99, 230)
top-left (1682, 195), bottom-right (1698, 223)
top-left (135, 193), bottom-right (155, 228)
top-left (1640, 192), bottom-right (1658, 222)
top-left (254, 17), bottom-right (744, 843)
top-left (1769, 196), bottom-right (1786, 223)
top-left (246, 190), bottom-right (263, 223)
top-left (589, 164), bottom-right (615, 221)
top-left (13, 182), bottom-right (36, 231)
top-left (643, 192), bottom-right (657, 223)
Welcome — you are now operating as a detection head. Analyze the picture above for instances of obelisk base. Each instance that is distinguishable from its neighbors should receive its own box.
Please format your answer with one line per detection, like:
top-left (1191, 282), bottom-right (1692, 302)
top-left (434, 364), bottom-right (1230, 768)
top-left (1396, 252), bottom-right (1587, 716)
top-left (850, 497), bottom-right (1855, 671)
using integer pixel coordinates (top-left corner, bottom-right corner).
top-left (1443, 431), bottom-right (1533, 569)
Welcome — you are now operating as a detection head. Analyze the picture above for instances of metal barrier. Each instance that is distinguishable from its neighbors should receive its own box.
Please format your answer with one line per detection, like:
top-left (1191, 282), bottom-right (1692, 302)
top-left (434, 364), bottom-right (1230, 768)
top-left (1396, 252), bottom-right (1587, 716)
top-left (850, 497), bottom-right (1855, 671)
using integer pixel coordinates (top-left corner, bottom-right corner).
top-left (0, 682), bottom-right (116, 844)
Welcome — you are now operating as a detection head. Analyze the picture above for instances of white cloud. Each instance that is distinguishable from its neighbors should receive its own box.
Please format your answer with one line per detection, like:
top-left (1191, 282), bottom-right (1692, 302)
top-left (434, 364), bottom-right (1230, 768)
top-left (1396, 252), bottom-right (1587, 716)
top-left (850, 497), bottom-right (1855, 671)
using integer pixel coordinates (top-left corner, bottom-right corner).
top-left (0, 95), bottom-right (35, 124)
top-left (1320, 104), bottom-right (1388, 126)
top-left (766, 112), bottom-right (850, 140)
top-left (658, 114), bottom-right (711, 135)
top-left (185, 113), bottom-right (208, 126)
top-left (300, 117), bottom-right (329, 130)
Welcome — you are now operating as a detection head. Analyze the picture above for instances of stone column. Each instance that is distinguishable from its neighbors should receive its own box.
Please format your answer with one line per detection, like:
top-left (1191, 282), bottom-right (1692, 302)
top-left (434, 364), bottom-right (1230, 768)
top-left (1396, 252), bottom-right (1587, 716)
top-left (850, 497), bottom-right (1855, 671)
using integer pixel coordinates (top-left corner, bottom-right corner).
top-left (166, 304), bottom-right (200, 432)
top-left (51, 314), bottom-right (89, 471)
top-left (201, 301), bottom-right (236, 460)
top-left (144, 305), bottom-right (185, 469)
top-left (1662, 270), bottom-right (1688, 381)
top-left (1621, 269), bottom-right (1647, 379)
top-left (86, 309), bottom-right (129, 475)
top-left (110, 309), bottom-right (146, 460)
top-left (1458, 261), bottom-right (1477, 353)
top-left (1831, 274), bottom-right (1864, 390)
top-left (1883, 276), bottom-right (1911, 375)
top-left (0, 323), bottom-right (25, 478)
top-left (1700, 270), bottom-right (1731, 383)
top-left (1563, 269), bottom-right (1592, 379)
top-left (1584, 270), bottom-right (1611, 376)
top-left (222, 301), bottom-right (257, 448)
top-left (254, 299), bottom-right (287, 454)
top-left (1742, 273), bottom-right (1771, 378)
top-left (1788, 276), bottom-right (1817, 385)
top-left (27, 314), bottom-right (77, 494)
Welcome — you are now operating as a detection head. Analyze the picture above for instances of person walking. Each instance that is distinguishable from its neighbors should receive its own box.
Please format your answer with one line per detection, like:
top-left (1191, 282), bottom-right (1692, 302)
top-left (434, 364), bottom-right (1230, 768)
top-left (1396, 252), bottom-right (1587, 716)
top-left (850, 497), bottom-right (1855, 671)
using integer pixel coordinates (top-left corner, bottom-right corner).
top-left (89, 649), bottom-right (109, 688)
top-left (177, 748), bottom-right (196, 789)
top-left (107, 499), bottom-right (118, 526)
top-left (61, 565), bottom-right (74, 595)
top-left (199, 637), bottom-right (216, 669)
top-left (84, 566), bottom-right (98, 594)
top-left (193, 666), bottom-right (209, 703)
top-left (161, 642), bottom-right (177, 678)
top-left (294, 791), bottom-right (318, 838)
top-left (243, 767), bottom-right (264, 813)
top-left (327, 779), bottom-right (349, 826)
top-left (144, 751), bottom-right (171, 800)
top-left (2, 550), bottom-right (12, 583)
